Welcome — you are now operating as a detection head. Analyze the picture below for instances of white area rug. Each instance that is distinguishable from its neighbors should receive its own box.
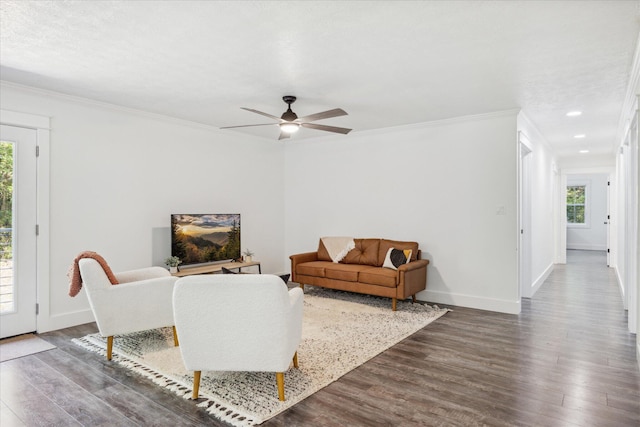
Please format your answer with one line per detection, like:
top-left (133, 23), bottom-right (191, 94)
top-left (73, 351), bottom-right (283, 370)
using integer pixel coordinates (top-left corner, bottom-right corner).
top-left (73, 287), bottom-right (449, 426)
top-left (0, 333), bottom-right (56, 362)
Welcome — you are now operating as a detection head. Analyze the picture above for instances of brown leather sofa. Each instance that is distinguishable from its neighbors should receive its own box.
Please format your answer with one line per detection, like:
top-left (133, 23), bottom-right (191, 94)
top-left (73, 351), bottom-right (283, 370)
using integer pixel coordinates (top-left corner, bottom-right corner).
top-left (290, 238), bottom-right (429, 311)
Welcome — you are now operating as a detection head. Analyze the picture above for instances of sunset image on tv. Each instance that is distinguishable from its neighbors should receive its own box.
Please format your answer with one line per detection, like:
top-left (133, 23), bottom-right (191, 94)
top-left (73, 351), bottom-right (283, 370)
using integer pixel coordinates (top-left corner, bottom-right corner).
top-left (171, 214), bottom-right (241, 265)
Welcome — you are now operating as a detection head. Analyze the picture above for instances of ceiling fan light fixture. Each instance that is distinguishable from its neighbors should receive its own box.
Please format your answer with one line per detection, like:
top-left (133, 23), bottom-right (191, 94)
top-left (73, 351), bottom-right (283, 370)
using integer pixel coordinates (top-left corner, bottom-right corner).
top-left (280, 122), bottom-right (300, 134)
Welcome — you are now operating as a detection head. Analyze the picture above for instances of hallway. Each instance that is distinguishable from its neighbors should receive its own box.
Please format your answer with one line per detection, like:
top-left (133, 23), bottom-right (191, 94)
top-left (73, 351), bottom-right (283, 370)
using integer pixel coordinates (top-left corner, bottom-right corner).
top-left (514, 249), bottom-right (638, 424)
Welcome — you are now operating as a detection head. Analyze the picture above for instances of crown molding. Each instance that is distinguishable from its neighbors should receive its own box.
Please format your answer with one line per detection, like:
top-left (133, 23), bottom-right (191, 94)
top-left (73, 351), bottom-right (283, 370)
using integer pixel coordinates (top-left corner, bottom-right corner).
top-left (2, 80), bottom-right (521, 145)
top-left (0, 80), bottom-right (229, 134)
top-left (517, 110), bottom-right (555, 156)
top-left (367, 108), bottom-right (521, 134)
top-left (616, 32), bottom-right (640, 148)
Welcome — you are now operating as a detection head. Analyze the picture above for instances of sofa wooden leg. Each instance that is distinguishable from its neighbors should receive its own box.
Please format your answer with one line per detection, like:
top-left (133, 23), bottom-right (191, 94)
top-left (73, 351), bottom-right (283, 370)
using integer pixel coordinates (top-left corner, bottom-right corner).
top-left (276, 372), bottom-right (285, 401)
top-left (299, 283), bottom-right (304, 291)
top-left (293, 351), bottom-right (299, 368)
top-left (412, 295), bottom-right (416, 304)
top-left (192, 371), bottom-right (201, 399)
top-left (172, 326), bottom-right (179, 347)
top-left (106, 336), bottom-right (113, 360)
top-left (392, 298), bottom-right (397, 311)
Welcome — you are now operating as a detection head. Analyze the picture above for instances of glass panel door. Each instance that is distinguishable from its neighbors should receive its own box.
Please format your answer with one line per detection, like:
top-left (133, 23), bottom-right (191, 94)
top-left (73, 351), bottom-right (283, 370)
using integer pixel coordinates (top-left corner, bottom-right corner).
top-left (0, 140), bottom-right (14, 313)
top-left (0, 125), bottom-right (37, 338)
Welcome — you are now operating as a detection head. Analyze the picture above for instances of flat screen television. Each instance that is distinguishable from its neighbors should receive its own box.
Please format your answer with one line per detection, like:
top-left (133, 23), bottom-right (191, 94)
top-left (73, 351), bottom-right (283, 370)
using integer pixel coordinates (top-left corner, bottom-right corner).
top-left (171, 214), bottom-right (241, 267)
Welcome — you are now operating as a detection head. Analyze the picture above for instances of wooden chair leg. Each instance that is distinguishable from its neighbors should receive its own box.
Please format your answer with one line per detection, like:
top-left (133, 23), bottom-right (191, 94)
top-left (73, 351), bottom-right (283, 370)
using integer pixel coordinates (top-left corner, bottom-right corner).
top-left (293, 351), bottom-right (299, 368)
top-left (392, 298), bottom-right (397, 311)
top-left (192, 371), bottom-right (201, 399)
top-left (412, 295), bottom-right (417, 304)
top-left (276, 372), bottom-right (285, 401)
top-left (172, 326), bottom-right (179, 347)
top-left (106, 336), bottom-right (113, 360)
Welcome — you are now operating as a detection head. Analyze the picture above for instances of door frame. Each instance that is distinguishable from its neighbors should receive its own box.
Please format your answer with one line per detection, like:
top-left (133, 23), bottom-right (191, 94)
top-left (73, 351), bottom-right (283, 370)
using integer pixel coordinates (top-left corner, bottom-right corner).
top-left (558, 167), bottom-right (614, 261)
top-left (0, 110), bottom-right (50, 333)
top-left (518, 132), bottom-right (533, 299)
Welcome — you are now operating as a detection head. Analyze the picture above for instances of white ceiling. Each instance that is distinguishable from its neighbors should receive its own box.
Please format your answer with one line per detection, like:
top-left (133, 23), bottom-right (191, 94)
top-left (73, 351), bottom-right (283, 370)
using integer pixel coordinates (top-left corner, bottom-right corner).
top-left (1, 1), bottom-right (639, 157)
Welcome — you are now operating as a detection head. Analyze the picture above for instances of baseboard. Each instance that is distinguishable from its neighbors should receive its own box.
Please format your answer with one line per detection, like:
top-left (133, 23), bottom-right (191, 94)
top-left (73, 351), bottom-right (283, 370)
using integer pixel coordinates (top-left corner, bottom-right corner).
top-left (37, 309), bottom-right (95, 333)
top-left (615, 266), bottom-right (627, 309)
top-left (566, 243), bottom-right (607, 251)
top-left (417, 289), bottom-right (521, 314)
top-left (530, 263), bottom-right (554, 298)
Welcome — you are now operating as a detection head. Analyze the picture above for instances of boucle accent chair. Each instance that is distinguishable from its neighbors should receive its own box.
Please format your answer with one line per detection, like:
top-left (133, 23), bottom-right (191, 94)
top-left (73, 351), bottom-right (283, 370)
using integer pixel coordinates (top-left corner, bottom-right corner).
top-left (78, 258), bottom-right (179, 360)
top-left (173, 274), bottom-right (304, 401)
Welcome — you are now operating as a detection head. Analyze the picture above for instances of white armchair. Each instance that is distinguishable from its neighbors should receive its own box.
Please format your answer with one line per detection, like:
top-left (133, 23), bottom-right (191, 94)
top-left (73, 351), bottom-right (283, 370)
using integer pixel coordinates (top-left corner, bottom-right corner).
top-left (78, 258), bottom-right (179, 360)
top-left (173, 274), bottom-right (304, 401)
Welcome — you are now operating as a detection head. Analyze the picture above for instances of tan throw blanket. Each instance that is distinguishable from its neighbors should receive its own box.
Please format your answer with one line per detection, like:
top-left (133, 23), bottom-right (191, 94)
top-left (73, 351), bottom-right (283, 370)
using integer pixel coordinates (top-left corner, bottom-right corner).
top-left (321, 237), bottom-right (355, 263)
top-left (68, 251), bottom-right (119, 297)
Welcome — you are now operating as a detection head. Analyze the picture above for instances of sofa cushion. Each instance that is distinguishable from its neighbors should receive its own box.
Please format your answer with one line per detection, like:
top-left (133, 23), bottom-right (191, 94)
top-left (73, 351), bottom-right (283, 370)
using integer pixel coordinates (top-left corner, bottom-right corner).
top-left (378, 239), bottom-right (419, 264)
top-left (296, 261), bottom-right (332, 278)
top-left (342, 239), bottom-right (380, 266)
top-left (324, 264), bottom-right (365, 282)
top-left (358, 266), bottom-right (398, 288)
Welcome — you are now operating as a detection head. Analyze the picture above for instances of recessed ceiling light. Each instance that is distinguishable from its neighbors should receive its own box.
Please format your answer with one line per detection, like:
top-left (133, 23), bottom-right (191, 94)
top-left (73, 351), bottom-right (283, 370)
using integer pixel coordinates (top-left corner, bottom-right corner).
top-left (566, 111), bottom-right (582, 117)
top-left (574, 134), bottom-right (586, 139)
top-left (579, 149), bottom-right (589, 153)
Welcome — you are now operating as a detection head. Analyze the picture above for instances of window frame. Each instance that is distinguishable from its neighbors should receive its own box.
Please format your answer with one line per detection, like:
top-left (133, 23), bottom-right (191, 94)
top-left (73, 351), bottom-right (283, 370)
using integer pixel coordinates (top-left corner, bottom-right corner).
top-left (566, 180), bottom-right (590, 228)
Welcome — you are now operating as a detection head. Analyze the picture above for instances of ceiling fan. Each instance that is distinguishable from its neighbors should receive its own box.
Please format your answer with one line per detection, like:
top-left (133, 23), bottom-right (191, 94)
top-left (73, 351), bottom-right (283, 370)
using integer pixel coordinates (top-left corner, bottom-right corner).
top-left (221, 96), bottom-right (352, 140)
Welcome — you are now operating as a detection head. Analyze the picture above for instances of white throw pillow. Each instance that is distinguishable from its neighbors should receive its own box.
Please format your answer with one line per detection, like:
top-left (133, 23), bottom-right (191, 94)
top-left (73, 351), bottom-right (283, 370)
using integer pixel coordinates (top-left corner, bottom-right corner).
top-left (382, 247), bottom-right (412, 270)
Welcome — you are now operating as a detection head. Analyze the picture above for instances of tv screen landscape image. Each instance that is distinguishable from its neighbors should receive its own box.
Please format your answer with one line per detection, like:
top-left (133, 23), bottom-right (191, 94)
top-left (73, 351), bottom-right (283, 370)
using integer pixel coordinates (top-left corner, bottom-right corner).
top-left (171, 214), bottom-right (241, 266)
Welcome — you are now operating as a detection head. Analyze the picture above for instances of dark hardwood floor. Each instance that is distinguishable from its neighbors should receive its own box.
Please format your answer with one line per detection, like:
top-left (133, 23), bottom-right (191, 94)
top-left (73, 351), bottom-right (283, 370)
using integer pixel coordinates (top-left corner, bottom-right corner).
top-left (1, 250), bottom-right (638, 426)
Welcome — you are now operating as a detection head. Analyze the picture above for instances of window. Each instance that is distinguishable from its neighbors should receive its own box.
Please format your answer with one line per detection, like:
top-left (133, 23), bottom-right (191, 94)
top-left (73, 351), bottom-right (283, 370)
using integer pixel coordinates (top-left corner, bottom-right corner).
top-left (566, 182), bottom-right (590, 227)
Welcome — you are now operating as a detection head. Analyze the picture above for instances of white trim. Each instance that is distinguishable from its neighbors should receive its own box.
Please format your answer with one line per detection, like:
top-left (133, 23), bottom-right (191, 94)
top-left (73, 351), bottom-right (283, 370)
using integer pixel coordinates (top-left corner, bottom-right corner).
top-left (518, 131), bottom-right (533, 299)
top-left (518, 111), bottom-right (555, 154)
top-left (0, 109), bottom-right (50, 129)
top-left (566, 180), bottom-right (590, 228)
top-left (566, 243), bottom-right (607, 251)
top-left (562, 167), bottom-right (616, 175)
top-left (530, 262), bottom-right (554, 297)
top-left (0, 110), bottom-right (51, 334)
top-left (1, 81), bottom-right (521, 145)
top-left (356, 108), bottom-right (521, 134)
top-left (616, 33), bottom-right (640, 150)
top-left (1, 81), bottom-right (224, 134)
top-left (36, 127), bottom-right (50, 332)
top-left (44, 310), bottom-right (95, 333)
top-left (289, 108), bottom-right (521, 144)
top-left (616, 265), bottom-right (627, 308)
top-left (419, 289), bottom-right (521, 314)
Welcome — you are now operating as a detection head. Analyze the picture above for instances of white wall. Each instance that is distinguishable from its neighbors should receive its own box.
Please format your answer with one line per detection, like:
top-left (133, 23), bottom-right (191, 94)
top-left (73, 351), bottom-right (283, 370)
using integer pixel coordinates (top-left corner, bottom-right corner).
top-left (566, 173), bottom-right (609, 251)
top-left (517, 113), bottom-right (557, 297)
top-left (284, 111), bottom-right (520, 313)
top-left (1, 84), bottom-right (286, 332)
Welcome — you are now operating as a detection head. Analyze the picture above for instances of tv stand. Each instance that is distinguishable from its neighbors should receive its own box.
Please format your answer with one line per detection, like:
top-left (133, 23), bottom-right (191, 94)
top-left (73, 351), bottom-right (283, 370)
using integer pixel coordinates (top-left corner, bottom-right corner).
top-left (170, 260), bottom-right (261, 277)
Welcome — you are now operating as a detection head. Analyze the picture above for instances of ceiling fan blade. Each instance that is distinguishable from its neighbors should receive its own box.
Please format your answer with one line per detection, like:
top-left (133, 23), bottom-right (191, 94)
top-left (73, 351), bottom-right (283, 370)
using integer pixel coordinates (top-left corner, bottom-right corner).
top-left (240, 107), bottom-right (282, 121)
top-left (220, 123), bottom-right (276, 129)
top-left (298, 108), bottom-right (348, 123)
top-left (278, 131), bottom-right (291, 140)
top-left (301, 122), bottom-right (352, 134)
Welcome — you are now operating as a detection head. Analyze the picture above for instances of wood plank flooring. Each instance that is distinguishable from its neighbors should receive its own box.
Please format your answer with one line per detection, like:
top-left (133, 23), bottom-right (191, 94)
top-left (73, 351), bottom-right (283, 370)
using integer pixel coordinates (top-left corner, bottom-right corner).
top-left (1, 250), bottom-right (638, 426)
